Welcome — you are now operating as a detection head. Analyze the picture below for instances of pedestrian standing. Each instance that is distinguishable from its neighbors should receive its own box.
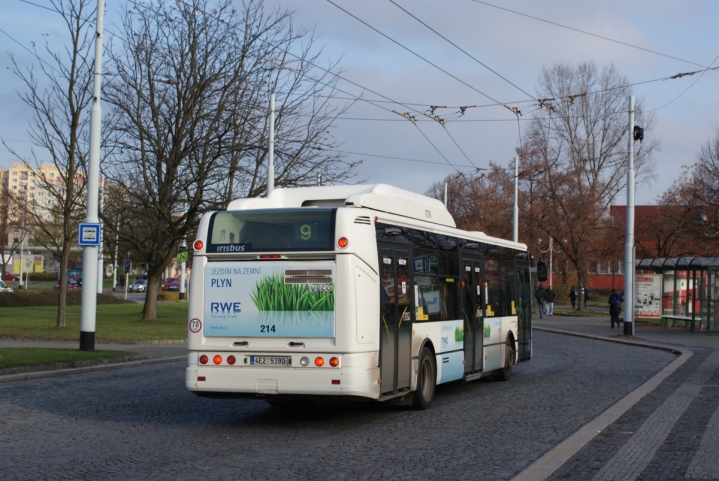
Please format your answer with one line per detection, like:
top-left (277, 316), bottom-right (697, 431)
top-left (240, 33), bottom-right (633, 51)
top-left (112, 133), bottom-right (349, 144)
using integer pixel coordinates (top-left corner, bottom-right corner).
top-left (546, 286), bottom-right (555, 316)
top-left (569, 285), bottom-right (577, 309)
top-left (535, 284), bottom-right (547, 319)
top-left (608, 289), bottom-right (623, 329)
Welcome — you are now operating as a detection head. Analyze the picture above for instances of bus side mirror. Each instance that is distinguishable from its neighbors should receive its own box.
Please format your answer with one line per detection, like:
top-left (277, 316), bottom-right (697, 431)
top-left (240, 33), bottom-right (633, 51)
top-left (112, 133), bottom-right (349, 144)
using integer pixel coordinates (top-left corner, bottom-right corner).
top-left (536, 261), bottom-right (548, 282)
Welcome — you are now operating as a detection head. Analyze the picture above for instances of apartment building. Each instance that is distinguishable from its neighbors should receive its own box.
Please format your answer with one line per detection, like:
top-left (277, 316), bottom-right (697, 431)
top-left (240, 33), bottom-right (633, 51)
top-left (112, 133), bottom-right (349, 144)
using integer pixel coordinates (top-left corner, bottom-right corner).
top-left (1, 163), bottom-right (64, 274)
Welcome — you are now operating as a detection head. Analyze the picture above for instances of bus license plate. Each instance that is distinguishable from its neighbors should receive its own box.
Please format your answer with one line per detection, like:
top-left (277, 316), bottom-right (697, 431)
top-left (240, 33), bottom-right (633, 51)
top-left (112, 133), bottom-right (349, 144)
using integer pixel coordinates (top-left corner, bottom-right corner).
top-left (249, 356), bottom-right (291, 366)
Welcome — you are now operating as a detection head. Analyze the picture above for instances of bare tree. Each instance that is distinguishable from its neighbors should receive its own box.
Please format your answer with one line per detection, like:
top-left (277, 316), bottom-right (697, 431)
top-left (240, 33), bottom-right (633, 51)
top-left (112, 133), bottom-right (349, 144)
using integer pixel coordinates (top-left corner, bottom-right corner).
top-left (4, 0), bottom-right (94, 327)
top-left (520, 62), bottom-right (656, 309)
top-left (103, 0), bottom-right (358, 320)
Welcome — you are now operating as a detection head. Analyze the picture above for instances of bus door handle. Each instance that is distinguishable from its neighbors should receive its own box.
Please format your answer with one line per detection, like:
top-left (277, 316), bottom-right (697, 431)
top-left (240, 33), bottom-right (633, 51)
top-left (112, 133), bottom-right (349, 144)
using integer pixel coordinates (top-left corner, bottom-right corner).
top-left (288, 342), bottom-right (305, 347)
top-left (234, 341), bottom-right (249, 346)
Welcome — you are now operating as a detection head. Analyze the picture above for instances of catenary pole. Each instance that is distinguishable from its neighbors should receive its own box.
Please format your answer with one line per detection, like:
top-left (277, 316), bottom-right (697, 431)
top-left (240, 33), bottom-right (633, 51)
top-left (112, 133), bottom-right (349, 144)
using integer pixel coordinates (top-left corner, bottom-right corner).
top-left (267, 94), bottom-right (275, 195)
top-left (513, 156), bottom-right (519, 243)
top-left (79, 0), bottom-right (105, 351)
top-left (624, 96), bottom-right (635, 335)
top-left (112, 219), bottom-right (119, 290)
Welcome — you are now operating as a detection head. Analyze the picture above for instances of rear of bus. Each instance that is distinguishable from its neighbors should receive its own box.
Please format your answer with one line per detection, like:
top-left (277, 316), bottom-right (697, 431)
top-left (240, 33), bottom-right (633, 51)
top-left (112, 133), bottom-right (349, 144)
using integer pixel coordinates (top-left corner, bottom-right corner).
top-left (185, 207), bottom-right (381, 401)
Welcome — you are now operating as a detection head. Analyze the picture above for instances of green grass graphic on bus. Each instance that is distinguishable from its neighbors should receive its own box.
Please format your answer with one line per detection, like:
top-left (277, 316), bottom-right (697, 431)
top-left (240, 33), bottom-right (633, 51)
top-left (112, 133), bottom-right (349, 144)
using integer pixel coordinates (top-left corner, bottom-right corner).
top-left (203, 261), bottom-right (335, 338)
top-left (250, 273), bottom-right (334, 311)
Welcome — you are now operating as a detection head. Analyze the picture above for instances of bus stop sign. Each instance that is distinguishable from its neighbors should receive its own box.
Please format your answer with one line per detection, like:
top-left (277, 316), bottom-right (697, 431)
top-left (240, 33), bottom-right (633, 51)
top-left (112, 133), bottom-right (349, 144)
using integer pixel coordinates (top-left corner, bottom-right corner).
top-left (124, 260), bottom-right (131, 272)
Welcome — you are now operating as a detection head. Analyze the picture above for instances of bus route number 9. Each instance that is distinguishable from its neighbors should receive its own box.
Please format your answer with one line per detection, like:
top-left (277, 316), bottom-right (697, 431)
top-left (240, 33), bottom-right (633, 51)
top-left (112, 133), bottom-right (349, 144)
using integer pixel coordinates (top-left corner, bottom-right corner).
top-left (300, 224), bottom-right (312, 241)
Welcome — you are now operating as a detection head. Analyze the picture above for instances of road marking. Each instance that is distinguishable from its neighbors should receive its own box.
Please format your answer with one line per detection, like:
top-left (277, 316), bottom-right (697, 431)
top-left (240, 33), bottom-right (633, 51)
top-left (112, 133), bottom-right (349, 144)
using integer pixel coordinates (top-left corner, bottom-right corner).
top-left (512, 340), bottom-right (692, 481)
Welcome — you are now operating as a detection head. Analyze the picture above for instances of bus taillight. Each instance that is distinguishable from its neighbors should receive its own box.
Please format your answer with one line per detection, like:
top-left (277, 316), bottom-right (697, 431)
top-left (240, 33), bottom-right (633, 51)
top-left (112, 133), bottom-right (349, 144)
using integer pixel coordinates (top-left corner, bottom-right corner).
top-left (227, 355), bottom-right (236, 365)
top-left (193, 239), bottom-right (204, 251)
top-left (213, 355), bottom-right (222, 365)
top-left (199, 355), bottom-right (208, 365)
top-left (315, 357), bottom-right (325, 367)
top-left (329, 357), bottom-right (339, 367)
top-left (337, 237), bottom-right (349, 248)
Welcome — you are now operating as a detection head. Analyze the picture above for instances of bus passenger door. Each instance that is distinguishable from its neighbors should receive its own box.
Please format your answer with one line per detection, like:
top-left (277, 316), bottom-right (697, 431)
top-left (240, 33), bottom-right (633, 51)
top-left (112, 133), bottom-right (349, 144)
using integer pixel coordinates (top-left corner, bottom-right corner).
top-left (378, 247), bottom-right (412, 396)
top-left (515, 260), bottom-right (532, 361)
top-left (461, 256), bottom-right (484, 374)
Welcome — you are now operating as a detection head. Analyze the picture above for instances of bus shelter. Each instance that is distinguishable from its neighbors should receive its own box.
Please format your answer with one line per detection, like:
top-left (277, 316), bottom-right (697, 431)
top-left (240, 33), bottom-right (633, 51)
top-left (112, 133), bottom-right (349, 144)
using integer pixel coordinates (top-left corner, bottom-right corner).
top-left (635, 257), bottom-right (719, 333)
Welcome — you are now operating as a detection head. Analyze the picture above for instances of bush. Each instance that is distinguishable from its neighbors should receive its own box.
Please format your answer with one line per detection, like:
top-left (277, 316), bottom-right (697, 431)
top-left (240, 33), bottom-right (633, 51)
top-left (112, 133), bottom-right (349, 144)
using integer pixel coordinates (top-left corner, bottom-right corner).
top-left (25, 272), bottom-right (60, 281)
top-left (158, 291), bottom-right (180, 301)
top-left (0, 291), bottom-right (132, 308)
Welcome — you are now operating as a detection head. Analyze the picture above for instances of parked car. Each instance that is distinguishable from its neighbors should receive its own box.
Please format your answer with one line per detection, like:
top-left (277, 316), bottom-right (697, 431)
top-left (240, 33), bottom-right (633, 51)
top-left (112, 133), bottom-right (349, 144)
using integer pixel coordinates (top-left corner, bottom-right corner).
top-left (3, 273), bottom-right (19, 281)
top-left (0, 280), bottom-right (13, 292)
top-left (128, 279), bottom-right (148, 293)
top-left (162, 277), bottom-right (179, 291)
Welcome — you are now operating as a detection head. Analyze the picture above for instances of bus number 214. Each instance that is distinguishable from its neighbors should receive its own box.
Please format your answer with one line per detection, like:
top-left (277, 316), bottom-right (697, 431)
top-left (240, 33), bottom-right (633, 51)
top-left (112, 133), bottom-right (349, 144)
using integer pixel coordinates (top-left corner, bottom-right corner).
top-left (260, 325), bottom-right (276, 333)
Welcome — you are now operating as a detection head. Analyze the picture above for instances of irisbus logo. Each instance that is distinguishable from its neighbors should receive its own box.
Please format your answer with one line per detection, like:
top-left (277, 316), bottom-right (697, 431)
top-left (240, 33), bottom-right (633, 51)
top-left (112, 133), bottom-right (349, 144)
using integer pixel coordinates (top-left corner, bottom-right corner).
top-left (214, 244), bottom-right (248, 253)
top-left (211, 302), bottom-right (241, 313)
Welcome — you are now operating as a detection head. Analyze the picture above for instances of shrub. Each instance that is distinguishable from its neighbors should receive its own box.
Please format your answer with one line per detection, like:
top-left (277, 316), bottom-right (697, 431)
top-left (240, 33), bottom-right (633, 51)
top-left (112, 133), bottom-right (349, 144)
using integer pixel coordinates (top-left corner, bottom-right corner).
top-left (0, 291), bottom-right (131, 308)
top-left (158, 291), bottom-right (180, 301)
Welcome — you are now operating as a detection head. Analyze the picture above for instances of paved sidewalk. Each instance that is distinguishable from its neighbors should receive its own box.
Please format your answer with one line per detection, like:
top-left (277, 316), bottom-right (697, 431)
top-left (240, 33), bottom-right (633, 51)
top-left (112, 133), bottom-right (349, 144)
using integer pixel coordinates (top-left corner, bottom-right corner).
top-left (535, 314), bottom-right (719, 350)
top-left (518, 314), bottom-right (719, 480)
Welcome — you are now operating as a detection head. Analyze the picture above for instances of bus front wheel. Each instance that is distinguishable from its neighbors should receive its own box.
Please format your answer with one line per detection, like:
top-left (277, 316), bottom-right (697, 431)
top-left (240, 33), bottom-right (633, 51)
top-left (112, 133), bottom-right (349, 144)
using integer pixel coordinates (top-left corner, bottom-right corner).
top-left (412, 347), bottom-right (436, 410)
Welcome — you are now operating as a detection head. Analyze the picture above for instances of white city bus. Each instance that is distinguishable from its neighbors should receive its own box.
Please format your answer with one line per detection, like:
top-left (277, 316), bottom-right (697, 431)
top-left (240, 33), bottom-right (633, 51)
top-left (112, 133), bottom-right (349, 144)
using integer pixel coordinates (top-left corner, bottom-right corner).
top-left (186, 184), bottom-right (532, 409)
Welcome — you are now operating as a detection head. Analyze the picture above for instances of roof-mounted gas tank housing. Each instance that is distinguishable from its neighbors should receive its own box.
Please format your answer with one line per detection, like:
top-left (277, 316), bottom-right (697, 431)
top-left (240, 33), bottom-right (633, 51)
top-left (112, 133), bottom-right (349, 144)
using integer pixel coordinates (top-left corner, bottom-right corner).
top-left (226, 184), bottom-right (456, 228)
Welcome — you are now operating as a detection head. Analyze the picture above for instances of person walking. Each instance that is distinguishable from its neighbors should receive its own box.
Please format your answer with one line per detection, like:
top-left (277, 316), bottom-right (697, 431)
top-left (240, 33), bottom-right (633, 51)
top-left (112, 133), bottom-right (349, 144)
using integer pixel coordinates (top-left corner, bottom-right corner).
top-left (535, 283), bottom-right (547, 319)
top-left (546, 286), bottom-right (556, 316)
top-left (569, 285), bottom-right (578, 309)
top-left (608, 289), bottom-right (623, 329)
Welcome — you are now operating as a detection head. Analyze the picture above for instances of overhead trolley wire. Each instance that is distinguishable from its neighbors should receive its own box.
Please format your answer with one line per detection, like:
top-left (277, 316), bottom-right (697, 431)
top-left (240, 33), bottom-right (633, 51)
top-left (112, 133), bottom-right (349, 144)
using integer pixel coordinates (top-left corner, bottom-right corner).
top-left (389, 0), bottom-right (536, 102)
top-left (470, 0), bottom-right (712, 69)
top-left (326, 0), bottom-right (508, 107)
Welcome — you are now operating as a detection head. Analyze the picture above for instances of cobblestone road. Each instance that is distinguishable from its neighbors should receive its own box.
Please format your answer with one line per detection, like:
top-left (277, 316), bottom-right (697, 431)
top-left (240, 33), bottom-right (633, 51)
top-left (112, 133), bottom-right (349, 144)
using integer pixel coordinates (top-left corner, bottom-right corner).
top-left (0, 331), bottom-right (676, 480)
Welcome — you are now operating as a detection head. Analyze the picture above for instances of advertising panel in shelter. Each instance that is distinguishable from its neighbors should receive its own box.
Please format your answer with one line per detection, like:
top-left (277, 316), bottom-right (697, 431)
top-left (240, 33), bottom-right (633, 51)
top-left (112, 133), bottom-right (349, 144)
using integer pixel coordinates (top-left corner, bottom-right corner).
top-left (634, 274), bottom-right (661, 318)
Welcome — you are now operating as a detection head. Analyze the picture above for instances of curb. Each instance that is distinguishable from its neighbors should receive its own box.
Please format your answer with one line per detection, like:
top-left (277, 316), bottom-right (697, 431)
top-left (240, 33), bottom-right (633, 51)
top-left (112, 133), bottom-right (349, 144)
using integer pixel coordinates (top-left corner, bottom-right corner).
top-left (512, 327), bottom-right (692, 481)
top-left (0, 356), bottom-right (186, 384)
top-left (0, 354), bottom-right (147, 376)
top-left (0, 335), bottom-right (186, 345)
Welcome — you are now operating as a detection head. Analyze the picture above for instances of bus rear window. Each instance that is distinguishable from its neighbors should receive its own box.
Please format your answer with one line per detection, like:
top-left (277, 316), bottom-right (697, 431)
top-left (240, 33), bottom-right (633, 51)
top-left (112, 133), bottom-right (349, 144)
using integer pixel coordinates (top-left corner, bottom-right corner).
top-left (206, 209), bottom-right (335, 253)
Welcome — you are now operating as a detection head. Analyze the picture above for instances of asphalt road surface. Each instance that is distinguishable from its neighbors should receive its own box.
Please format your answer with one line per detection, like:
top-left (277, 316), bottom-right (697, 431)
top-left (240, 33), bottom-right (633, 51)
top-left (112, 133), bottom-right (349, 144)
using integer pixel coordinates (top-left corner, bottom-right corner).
top-left (0, 331), bottom-right (675, 480)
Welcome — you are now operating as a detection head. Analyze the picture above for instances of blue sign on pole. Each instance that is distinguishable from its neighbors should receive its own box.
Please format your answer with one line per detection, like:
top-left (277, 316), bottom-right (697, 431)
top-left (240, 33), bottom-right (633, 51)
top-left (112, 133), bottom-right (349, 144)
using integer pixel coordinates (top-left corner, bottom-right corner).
top-left (124, 260), bottom-right (131, 272)
top-left (78, 223), bottom-right (101, 246)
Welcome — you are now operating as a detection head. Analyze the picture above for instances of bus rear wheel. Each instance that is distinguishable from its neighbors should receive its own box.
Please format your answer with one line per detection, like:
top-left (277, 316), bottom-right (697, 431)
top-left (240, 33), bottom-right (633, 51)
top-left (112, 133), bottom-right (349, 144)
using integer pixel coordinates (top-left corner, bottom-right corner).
top-left (493, 338), bottom-right (513, 382)
top-left (412, 347), bottom-right (436, 410)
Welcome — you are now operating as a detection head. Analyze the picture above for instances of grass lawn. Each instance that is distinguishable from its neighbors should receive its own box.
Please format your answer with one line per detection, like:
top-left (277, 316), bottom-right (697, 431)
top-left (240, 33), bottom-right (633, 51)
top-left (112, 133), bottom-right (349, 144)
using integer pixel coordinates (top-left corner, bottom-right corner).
top-left (0, 347), bottom-right (138, 370)
top-left (0, 303), bottom-right (188, 341)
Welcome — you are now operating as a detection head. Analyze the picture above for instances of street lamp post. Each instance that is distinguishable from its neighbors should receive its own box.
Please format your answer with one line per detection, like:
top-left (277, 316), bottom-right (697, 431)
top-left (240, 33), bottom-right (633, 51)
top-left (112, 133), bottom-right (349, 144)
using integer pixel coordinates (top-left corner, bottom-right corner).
top-left (537, 237), bottom-right (565, 288)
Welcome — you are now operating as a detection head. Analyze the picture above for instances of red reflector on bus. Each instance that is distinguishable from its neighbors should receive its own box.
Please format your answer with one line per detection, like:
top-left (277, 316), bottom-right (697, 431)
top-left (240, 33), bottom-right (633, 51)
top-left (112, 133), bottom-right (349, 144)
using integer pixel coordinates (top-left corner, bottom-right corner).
top-left (213, 355), bottom-right (222, 365)
top-left (259, 254), bottom-right (282, 259)
top-left (198, 376), bottom-right (206, 381)
top-left (199, 355), bottom-right (208, 365)
top-left (331, 380), bottom-right (340, 385)
top-left (193, 240), bottom-right (204, 251)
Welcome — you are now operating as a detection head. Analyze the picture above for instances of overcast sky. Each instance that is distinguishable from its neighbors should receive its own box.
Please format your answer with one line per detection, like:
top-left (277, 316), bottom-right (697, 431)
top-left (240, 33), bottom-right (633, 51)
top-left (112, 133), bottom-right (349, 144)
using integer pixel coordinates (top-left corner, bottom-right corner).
top-left (2, 0), bottom-right (718, 206)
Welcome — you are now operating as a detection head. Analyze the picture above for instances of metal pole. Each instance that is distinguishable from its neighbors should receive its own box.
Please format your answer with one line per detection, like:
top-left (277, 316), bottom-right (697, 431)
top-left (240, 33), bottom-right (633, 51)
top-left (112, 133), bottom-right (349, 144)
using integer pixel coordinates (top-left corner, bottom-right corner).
top-left (112, 219), bottom-right (119, 290)
top-left (513, 156), bottom-right (519, 243)
top-left (97, 177), bottom-right (104, 294)
top-left (19, 233), bottom-right (24, 288)
top-left (179, 237), bottom-right (187, 301)
top-left (549, 237), bottom-right (553, 289)
top-left (624, 96), bottom-right (636, 336)
top-left (267, 94), bottom-right (275, 195)
top-left (79, 0), bottom-right (105, 352)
